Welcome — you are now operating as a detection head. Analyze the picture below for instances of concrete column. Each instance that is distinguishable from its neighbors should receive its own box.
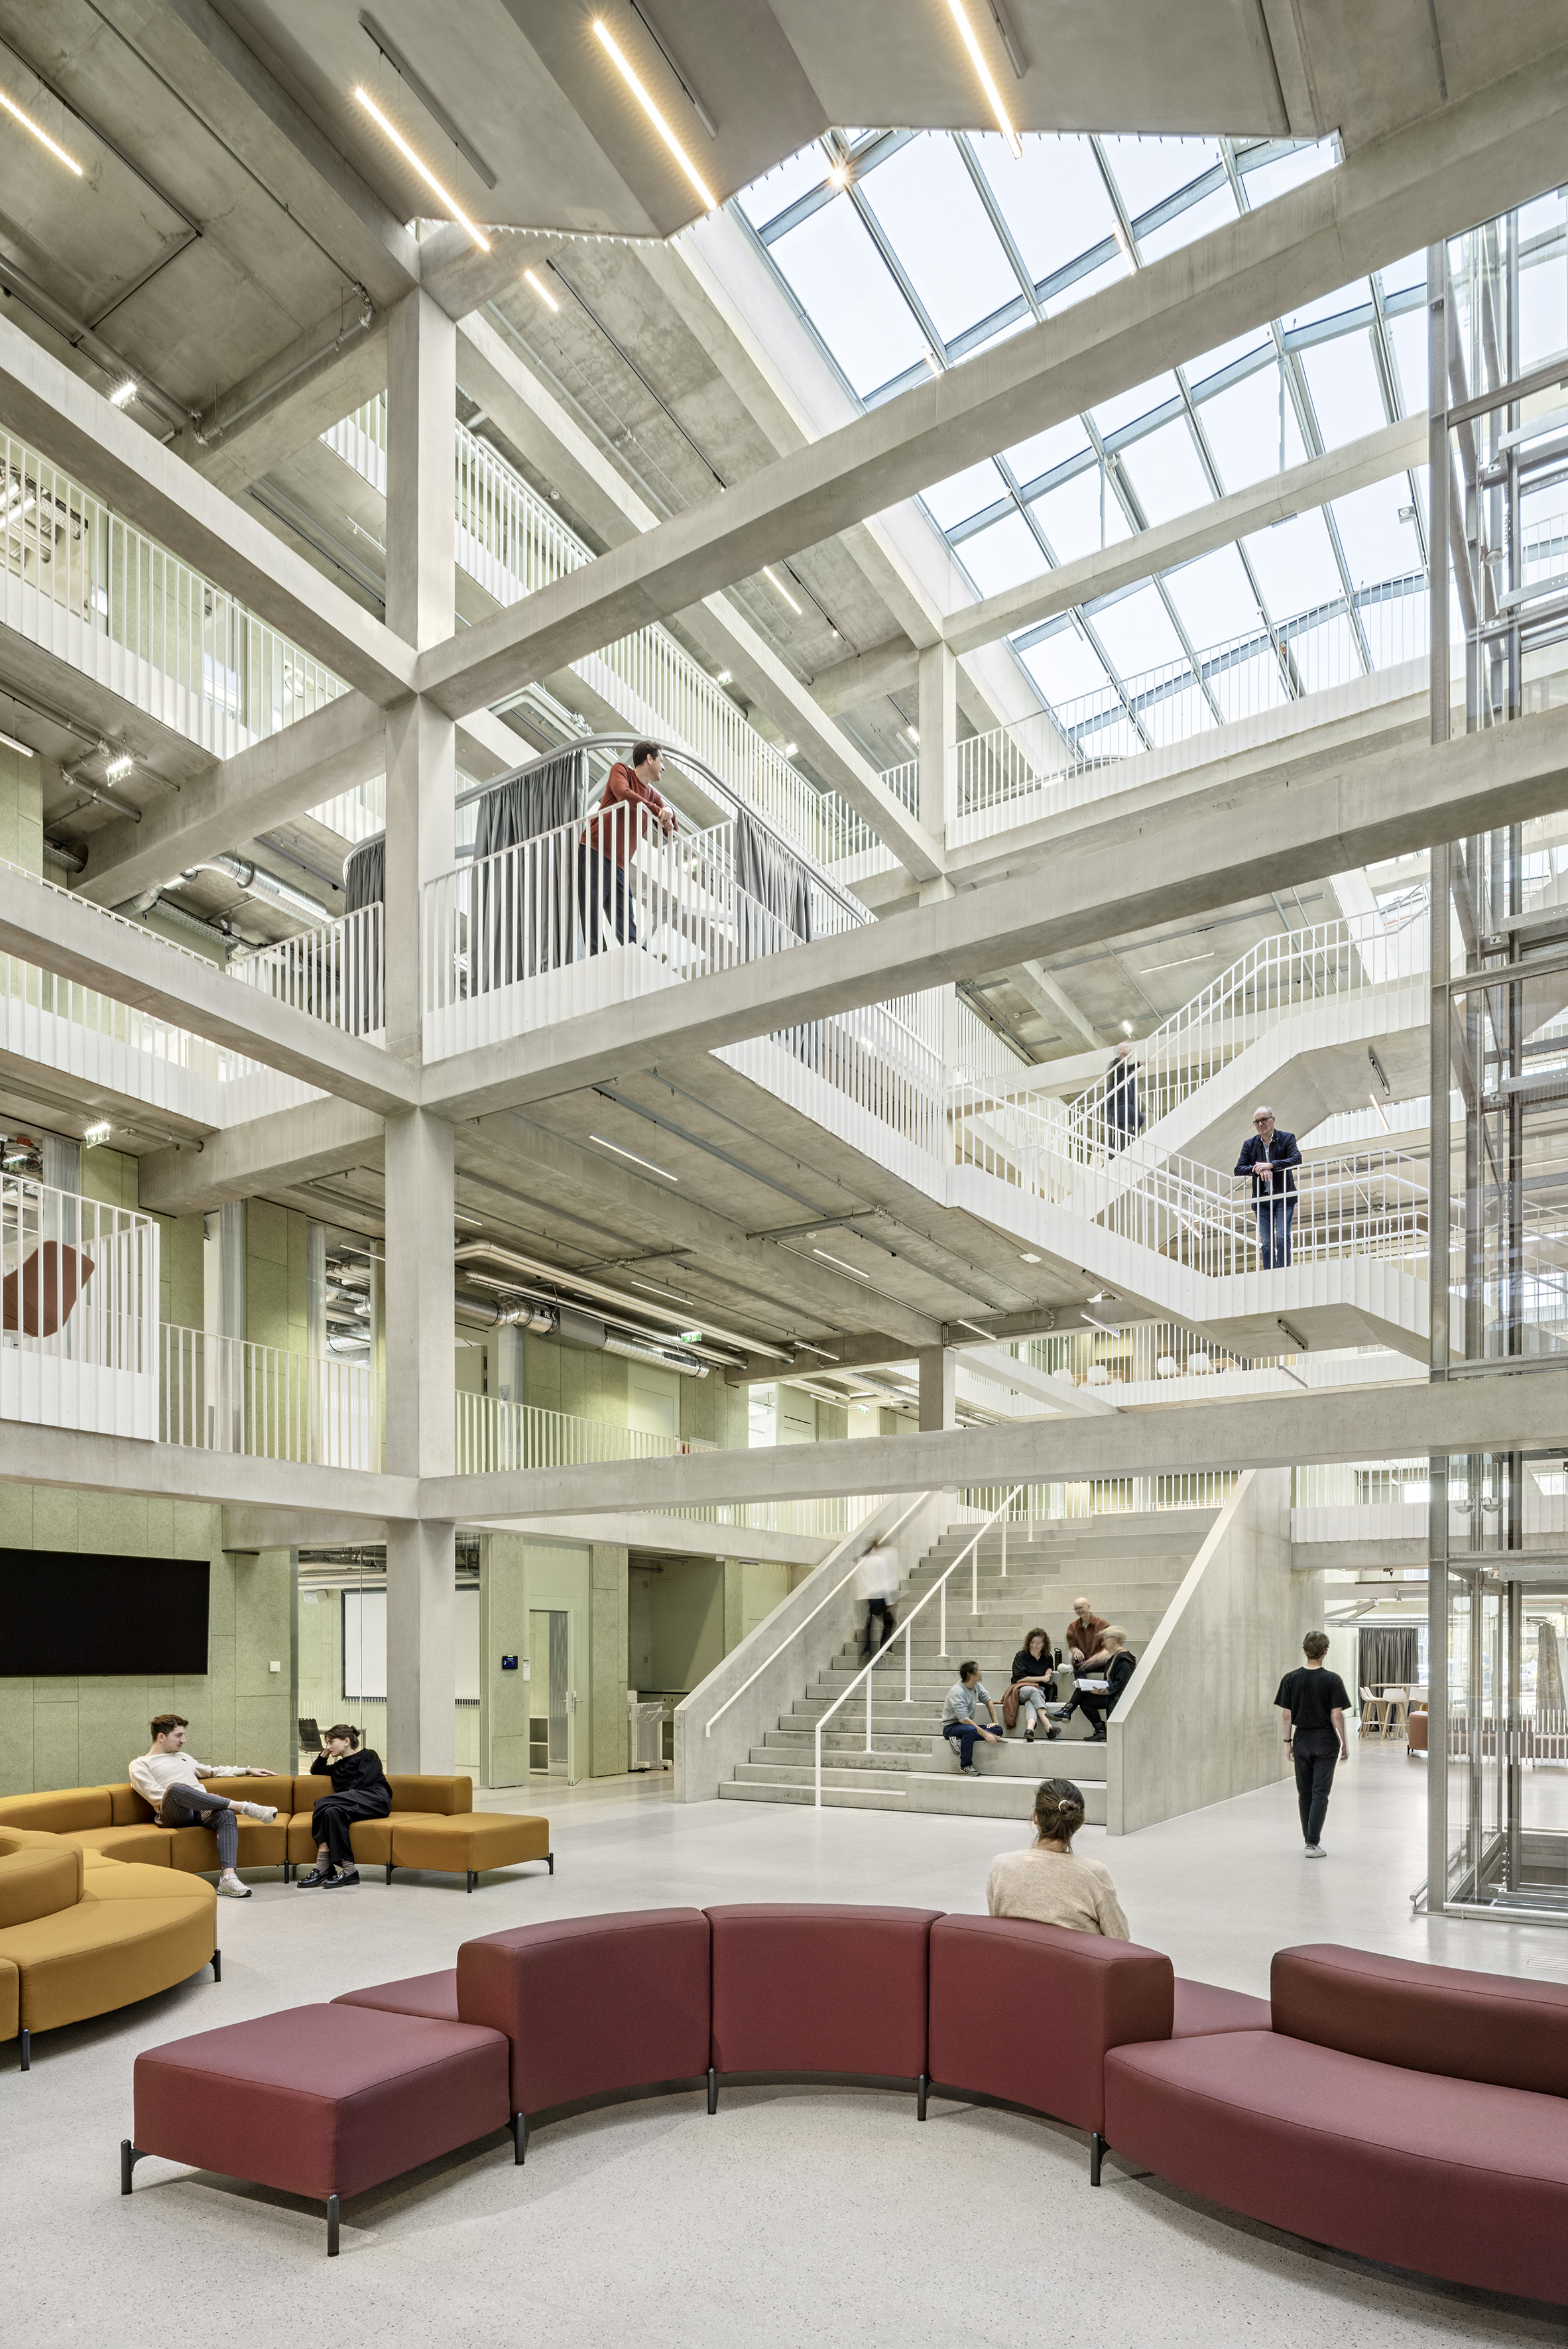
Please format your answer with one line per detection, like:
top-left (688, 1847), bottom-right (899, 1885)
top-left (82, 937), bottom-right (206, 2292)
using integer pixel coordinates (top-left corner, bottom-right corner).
top-left (917, 643), bottom-right (957, 841)
top-left (918, 1345), bottom-right (956, 1433)
top-left (384, 1108), bottom-right (455, 1773)
top-left (383, 692), bottom-right (454, 1063)
top-left (385, 289), bottom-right (455, 652)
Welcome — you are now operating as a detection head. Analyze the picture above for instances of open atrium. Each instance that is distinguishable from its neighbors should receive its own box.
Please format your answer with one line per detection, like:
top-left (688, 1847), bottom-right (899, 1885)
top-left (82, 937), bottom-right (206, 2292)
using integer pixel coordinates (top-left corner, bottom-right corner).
top-left (4, 1), bottom-right (1568, 2338)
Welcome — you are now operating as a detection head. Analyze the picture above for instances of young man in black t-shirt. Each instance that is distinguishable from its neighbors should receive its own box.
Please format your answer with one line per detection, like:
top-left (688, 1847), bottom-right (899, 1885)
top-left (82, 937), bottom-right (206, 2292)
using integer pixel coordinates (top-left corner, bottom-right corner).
top-left (1274, 1631), bottom-right (1351, 1856)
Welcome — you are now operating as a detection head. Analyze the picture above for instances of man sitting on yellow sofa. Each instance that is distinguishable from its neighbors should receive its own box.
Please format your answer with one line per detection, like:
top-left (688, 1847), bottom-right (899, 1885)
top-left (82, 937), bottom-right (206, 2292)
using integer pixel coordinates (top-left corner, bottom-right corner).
top-left (128, 1715), bottom-right (279, 1900)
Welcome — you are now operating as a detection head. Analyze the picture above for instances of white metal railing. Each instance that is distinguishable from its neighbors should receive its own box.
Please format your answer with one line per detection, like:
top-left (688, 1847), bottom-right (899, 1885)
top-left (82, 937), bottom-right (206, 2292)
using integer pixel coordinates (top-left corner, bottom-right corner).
top-left (953, 585), bottom-right (1429, 848)
top-left (160, 1326), bottom-right (381, 1468)
top-left (232, 901), bottom-right (385, 1037)
top-left (455, 1390), bottom-right (716, 1475)
top-left (0, 1172), bottom-right (159, 1437)
top-left (1053, 897), bottom-right (1429, 1170)
top-left (703, 1492), bottom-right (928, 1741)
top-left (0, 428), bottom-right (346, 760)
top-left (670, 1494), bottom-right (890, 1537)
top-left (813, 1486), bottom-right (1022, 1807)
top-left (1095, 1145), bottom-right (1429, 1280)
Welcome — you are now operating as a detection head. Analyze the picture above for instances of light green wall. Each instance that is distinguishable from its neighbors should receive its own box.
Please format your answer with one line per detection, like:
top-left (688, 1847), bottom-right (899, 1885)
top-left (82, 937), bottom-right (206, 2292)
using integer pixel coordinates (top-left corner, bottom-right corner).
top-left (0, 741), bottom-right (43, 874)
top-left (0, 1492), bottom-right (294, 1795)
top-left (245, 1199), bottom-right (308, 1353)
top-left (77, 1144), bottom-right (202, 1332)
top-left (519, 1335), bottom-right (749, 1451)
top-left (483, 1534), bottom-right (627, 1788)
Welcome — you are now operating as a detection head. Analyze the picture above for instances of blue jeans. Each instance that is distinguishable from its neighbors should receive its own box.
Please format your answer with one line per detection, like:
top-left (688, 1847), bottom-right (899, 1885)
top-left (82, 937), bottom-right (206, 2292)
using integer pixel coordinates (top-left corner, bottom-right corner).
top-left (1254, 1195), bottom-right (1297, 1268)
top-left (943, 1721), bottom-right (986, 1767)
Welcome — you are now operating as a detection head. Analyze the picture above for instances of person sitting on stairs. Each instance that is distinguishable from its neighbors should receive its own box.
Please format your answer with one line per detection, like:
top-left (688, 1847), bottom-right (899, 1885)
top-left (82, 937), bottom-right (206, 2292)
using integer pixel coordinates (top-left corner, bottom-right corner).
top-left (987, 1777), bottom-right (1129, 1938)
top-left (1074, 1629), bottom-right (1136, 1742)
top-left (1060, 1596), bottom-right (1112, 1723)
top-left (1006, 1628), bottom-right (1061, 1742)
top-left (941, 1661), bottom-right (1002, 1773)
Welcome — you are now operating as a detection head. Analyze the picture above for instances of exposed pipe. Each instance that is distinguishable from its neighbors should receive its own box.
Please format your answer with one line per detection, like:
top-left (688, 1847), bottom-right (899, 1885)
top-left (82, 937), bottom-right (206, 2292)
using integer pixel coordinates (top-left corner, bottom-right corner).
top-left (199, 290), bottom-right (375, 447)
top-left (182, 854), bottom-right (333, 926)
top-left (0, 255), bottom-right (191, 434)
top-left (42, 838), bottom-right (86, 874)
top-left (62, 767), bottom-right (140, 820)
top-left (454, 1236), bottom-right (774, 1363)
top-left (454, 1287), bottom-right (709, 1375)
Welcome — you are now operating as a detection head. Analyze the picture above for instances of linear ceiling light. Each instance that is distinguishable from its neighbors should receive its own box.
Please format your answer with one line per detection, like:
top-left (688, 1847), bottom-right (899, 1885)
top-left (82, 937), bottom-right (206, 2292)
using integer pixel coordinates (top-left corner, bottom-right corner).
top-left (947, 0), bottom-right (1022, 159)
top-left (353, 87), bottom-right (489, 250)
top-left (107, 378), bottom-right (137, 408)
top-left (588, 1132), bottom-right (678, 1180)
top-left (522, 267), bottom-right (558, 311)
top-left (592, 20), bottom-right (715, 211)
top-left (812, 1248), bottom-right (869, 1279)
top-left (761, 564), bottom-right (802, 613)
top-left (0, 729), bottom-right (32, 758)
top-left (0, 87), bottom-right (82, 176)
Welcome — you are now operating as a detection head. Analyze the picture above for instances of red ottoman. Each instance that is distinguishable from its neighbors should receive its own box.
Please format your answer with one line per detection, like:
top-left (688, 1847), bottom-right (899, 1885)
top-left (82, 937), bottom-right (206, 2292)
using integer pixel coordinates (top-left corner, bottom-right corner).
top-left (124, 2002), bottom-right (512, 2253)
top-left (707, 1903), bottom-right (939, 2111)
top-left (1172, 1978), bottom-right (1272, 2037)
top-left (928, 1914), bottom-right (1172, 2157)
top-left (333, 1969), bottom-right (459, 2023)
top-left (457, 1907), bottom-right (711, 2154)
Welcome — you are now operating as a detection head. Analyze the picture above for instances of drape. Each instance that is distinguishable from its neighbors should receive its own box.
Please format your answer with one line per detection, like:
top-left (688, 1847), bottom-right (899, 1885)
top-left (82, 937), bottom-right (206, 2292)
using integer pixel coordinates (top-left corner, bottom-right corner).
top-left (341, 839), bottom-right (385, 1031)
top-left (472, 750), bottom-right (587, 989)
top-left (732, 804), bottom-right (813, 954)
top-left (1359, 1624), bottom-right (1419, 1691)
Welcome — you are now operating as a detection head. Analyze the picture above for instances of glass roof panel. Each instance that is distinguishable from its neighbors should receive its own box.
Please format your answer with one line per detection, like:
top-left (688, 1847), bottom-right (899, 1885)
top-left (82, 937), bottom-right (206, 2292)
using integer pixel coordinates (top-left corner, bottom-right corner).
top-left (1117, 416), bottom-right (1215, 523)
top-left (1162, 546), bottom-right (1268, 643)
top-left (970, 133), bottom-right (1118, 284)
top-left (1093, 372), bottom-right (1181, 440)
top-left (769, 199), bottom-right (930, 395)
top-left (1090, 585), bottom-right (1188, 675)
top-left (1048, 255), bottom-right (1132, 315)
top-left (859, 135), bottom-right (1022, 342)
top-left (1377, 251), bottom-right (1427, 298)
top-left (1331, 478), bottom-right (1423, 589)
top-left (1384, 308), bottom-right (1427, 414)
top-left (1030, 465), bottom-right (1132, 562)
top-left (1137, 182), bottom-right (1238, 265)
top-left (1281, 280), bottom-right (1373, 337)
top-left (738, 144), bottom-right (829, 229)
top-left (1187, 328), bottom-right (1274, 387)
top-left (1240, 511), bottom-right (1344, 612)
top-left (958, 511), bottom-right (1049, 595)
top-left (1238, 139), bottom-right (1338, 206)
top-left (1297, 331), bottom-right (1388, 446)
top-left (1197, 361), bottom-right (1309, 488)
top-left (1020, 623), bottom-right (1111, 705)
top-left (1097, 136), bottom-right (1223, 219)
top-left (921, 458), bottom-right (1010, 532)
top-left (1521, 243), bottom-right (1568, 371)
top-left (1004, 418), bottom-right (1092, 485)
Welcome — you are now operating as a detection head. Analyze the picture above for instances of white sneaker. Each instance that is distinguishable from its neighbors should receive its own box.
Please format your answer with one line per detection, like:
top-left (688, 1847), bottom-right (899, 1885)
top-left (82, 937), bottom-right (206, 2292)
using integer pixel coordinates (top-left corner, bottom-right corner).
top-left (235, 1801), bottom-right (278, 1822)
top-left (218, 1872), bottom-right (253, 1897)
top-left (1303, 1842), bottom-right (1325, 1858)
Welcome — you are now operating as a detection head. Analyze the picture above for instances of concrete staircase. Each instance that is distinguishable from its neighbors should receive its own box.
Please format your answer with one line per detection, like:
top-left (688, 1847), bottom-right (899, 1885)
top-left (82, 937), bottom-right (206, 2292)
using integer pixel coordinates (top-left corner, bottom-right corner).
top-left (718, 1510), bottom-right (1217, 1821)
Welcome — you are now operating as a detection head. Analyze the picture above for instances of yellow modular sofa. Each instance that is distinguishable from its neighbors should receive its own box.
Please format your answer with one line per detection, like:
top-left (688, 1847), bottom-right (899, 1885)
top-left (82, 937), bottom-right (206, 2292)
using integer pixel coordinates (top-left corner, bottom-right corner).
top-left (0, 1825), bottom-right (215, 2072)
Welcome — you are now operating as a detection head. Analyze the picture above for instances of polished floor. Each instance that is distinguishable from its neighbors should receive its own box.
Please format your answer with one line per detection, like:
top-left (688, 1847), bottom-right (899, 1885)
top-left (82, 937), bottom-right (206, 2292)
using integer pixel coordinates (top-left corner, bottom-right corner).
top-left (7, 1744), bottom-right (1568, 2346)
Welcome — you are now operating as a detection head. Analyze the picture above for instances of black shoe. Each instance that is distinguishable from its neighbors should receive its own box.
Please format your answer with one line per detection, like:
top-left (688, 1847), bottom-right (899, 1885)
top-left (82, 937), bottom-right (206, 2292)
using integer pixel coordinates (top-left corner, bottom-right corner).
top-left (1046, 1727), bottom-right (1060, 1740)
top-left (294, 1867), bottom-right (336, 1888)
top-left (320, 1868), bottom-right (359, 1887)
top-left (1025, 1728), bottom-right (1036, 1742)
top-left (1090, 1727), bottom-right (1108, 1742)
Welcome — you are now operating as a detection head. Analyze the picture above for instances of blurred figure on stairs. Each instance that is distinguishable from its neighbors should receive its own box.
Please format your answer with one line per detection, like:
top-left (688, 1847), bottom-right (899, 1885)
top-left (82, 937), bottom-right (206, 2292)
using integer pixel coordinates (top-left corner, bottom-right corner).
top-left (942, 1662), bottom-right (1002, 1774)
top-left (1074, 1630), bottom-right (1136, 1742)
top-left (854, 1536), bottom-right (900, 1660)
top-left (1004, 1628), bottom-right (1061, 1742)
top-left (987, 1779), bottom-right (1129, 1938)
top-left (1107, 1041), bottom-right (1140, 1152)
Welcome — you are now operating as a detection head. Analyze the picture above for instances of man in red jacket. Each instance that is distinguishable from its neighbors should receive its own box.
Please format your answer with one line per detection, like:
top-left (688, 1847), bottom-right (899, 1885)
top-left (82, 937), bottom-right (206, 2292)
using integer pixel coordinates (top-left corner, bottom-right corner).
top-left (579, 741), bottom-right (676, 950)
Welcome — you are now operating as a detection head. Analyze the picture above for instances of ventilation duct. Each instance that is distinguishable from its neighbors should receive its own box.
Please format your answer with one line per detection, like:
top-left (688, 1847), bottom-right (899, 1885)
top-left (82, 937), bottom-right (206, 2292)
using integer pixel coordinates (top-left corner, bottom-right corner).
top-left (454, 1288), bottom-right (707, 1375)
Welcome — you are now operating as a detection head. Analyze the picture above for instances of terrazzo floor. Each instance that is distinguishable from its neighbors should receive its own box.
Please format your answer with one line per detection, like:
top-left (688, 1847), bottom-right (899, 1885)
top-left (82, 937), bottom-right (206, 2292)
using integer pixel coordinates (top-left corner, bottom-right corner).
top-left (7, 1742), bottom-right (1568, 2347)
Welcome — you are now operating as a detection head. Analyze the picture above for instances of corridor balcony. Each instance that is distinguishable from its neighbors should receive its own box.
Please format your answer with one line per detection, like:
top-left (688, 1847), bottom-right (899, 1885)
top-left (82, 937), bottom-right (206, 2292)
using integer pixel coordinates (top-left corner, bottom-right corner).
top-left (0, 1170), bottom-right (158, 1438)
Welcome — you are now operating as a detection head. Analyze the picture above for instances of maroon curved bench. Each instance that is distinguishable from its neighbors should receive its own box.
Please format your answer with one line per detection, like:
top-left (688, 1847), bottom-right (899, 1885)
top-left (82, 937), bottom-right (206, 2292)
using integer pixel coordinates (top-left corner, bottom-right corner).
top-left (709, 1903), bottom-right (939, 2110)
top-left (1104, 1943), bottom-right (1568, 2305)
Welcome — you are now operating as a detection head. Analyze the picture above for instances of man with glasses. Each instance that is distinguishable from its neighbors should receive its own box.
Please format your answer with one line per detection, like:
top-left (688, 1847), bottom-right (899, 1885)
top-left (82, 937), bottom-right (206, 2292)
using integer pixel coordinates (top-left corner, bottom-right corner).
top-left (1235, 1105), bottom-right (1302, 1268)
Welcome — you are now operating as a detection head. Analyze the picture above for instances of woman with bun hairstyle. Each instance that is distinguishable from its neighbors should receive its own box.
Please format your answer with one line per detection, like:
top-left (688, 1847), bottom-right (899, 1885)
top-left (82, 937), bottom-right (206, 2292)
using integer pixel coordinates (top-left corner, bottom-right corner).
top-left (985, 1777), bottom-right (1129, 1938)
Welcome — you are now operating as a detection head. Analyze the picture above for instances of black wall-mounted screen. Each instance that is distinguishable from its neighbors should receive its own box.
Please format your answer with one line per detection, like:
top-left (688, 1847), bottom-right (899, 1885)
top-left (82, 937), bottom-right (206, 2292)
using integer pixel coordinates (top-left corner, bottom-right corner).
top-left (0, 1549), bottom-right (210, 1676)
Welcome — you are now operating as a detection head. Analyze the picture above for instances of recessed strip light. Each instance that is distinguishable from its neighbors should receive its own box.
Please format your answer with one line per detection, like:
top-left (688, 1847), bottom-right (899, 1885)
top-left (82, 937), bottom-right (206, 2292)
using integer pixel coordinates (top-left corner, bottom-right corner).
top-left (947, 0), bottom-right (1022, 159)
top-left (762, 564), bottom-right (802, 613)
top-left (0, 87), bottom-right (82, 176)
top-left (0, 730), bottom-right (32, 758)
top-left (812, 1248), bottom-right (869, 1278)
top-left (523, 267), bottom-right (558, 311)
top-left (108, 379), bottom-right (137, 409)
top-left (592, 21), bottom-right (715, 211)
top-left (1140, 949), bottom-right (1216, 975)
top-left (353, 88), bottom-right (490, 251)
top-left (589, 1132), bottom-right (678, 1180)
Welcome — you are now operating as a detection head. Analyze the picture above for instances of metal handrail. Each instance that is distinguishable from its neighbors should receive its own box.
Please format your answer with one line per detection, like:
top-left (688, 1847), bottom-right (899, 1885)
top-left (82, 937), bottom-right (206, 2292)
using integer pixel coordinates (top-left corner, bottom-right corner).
top-left (703, 1492), bottom-right (930, 1740)
top-left (812, 1485), bottom-right (1024, 1809)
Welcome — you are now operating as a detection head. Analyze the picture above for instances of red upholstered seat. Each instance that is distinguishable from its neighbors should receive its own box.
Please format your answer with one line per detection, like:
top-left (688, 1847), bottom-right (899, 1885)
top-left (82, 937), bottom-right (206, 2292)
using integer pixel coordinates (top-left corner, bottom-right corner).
top-left (333, 1970), bottom-right (460, 2023)
top-left (928, 1914), bottom-right (1172, 2132)
top-left (457, 1907), bottom-right (710, 2118)
top-left (1272, 1942), bottom-right (1568, 2092)
top-left (132, 2003), bottom-right (511, 2207)
top-left (1172, 1978), bottom-right (1272, 2037)
top-left (707, 1903), bottom-right (938, 2084)
top-left (1103, 2028), bottom-right (1568, 2304)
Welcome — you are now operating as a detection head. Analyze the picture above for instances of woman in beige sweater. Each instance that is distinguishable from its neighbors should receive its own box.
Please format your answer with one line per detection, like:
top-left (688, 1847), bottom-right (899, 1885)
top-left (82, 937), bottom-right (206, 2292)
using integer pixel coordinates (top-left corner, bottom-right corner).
top-left (985, 1778), bottom-right (1130, 1939)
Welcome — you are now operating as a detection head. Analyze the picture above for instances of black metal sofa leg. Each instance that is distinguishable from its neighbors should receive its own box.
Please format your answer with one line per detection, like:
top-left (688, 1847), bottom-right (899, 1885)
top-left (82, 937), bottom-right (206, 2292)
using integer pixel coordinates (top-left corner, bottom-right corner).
top-left (1090, 2130), bottom-right (1106, 2186)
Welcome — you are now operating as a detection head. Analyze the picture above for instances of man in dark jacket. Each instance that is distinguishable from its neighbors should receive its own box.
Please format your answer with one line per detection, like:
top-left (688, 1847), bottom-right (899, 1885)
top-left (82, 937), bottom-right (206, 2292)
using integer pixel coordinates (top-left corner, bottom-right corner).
top-left (1074, 1630), bottom-right (1135, 1741)
top-left (1106, 1041), bottom-right (1138, 1151)
top-left (296, 1724), bottom-right (392, 1888)
top-left (1235, 1104), bottom-right (1303, 1267)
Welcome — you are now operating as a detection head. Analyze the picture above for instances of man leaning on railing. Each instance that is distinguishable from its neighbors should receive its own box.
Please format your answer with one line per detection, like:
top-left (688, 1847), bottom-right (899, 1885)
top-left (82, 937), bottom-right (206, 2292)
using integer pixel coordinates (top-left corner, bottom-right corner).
top-left (1235, 1105), bottom-right (1302, 1269)
top-left (579, 741), bottom-right (676, 951)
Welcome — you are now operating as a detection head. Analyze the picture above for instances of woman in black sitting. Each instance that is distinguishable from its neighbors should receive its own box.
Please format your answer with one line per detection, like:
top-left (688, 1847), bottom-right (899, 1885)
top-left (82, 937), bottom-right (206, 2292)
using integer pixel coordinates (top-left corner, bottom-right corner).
top-left (296, 1724), bottom-right (392, 1888)
top-left (1007, 1627), bottom-right (1061, 1743)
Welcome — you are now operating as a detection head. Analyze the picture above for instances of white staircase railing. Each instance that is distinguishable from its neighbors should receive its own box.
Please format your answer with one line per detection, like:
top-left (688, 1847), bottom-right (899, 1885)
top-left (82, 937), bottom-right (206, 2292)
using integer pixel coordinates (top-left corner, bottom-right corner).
top-left (813, 1486), bottom-right (1023, 1807)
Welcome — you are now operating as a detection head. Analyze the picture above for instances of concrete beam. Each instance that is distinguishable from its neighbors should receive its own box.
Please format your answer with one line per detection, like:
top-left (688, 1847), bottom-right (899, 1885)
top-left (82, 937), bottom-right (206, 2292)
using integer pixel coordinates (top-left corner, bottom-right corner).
top-left (419, 697), bottom-right (1568, 1120)
top-left (139, 1096), bottom-right (385, 1215)
top-left (411, 57), bottom-right (1568, 723)
top-left (0, 861), bottom-right (417, 1114)
top-left (423, 1366), bottom-right (1568, 1518)
top-left (0, 316), bottom-right (418, 707)
top-left (0, 1418), bottom-right (414, 1519)
top-left (1008, 960), bottom-right (1101, 1048)
top-left (812, 637), bottom-right (922, 718)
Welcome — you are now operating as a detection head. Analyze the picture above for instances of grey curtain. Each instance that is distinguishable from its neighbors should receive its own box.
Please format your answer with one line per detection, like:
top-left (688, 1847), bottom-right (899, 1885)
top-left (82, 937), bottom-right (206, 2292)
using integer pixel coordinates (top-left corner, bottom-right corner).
top-left (1359, 1624), bottom-right (1419, 1690)
top-left (341, 839), bottom-right (385, 1031)
top-left (472, 750), bottom-right (587, 989)
top-left (733, 804), bottom-right (812, 953)
top-left (343, 838), bottom-right (384, 912)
